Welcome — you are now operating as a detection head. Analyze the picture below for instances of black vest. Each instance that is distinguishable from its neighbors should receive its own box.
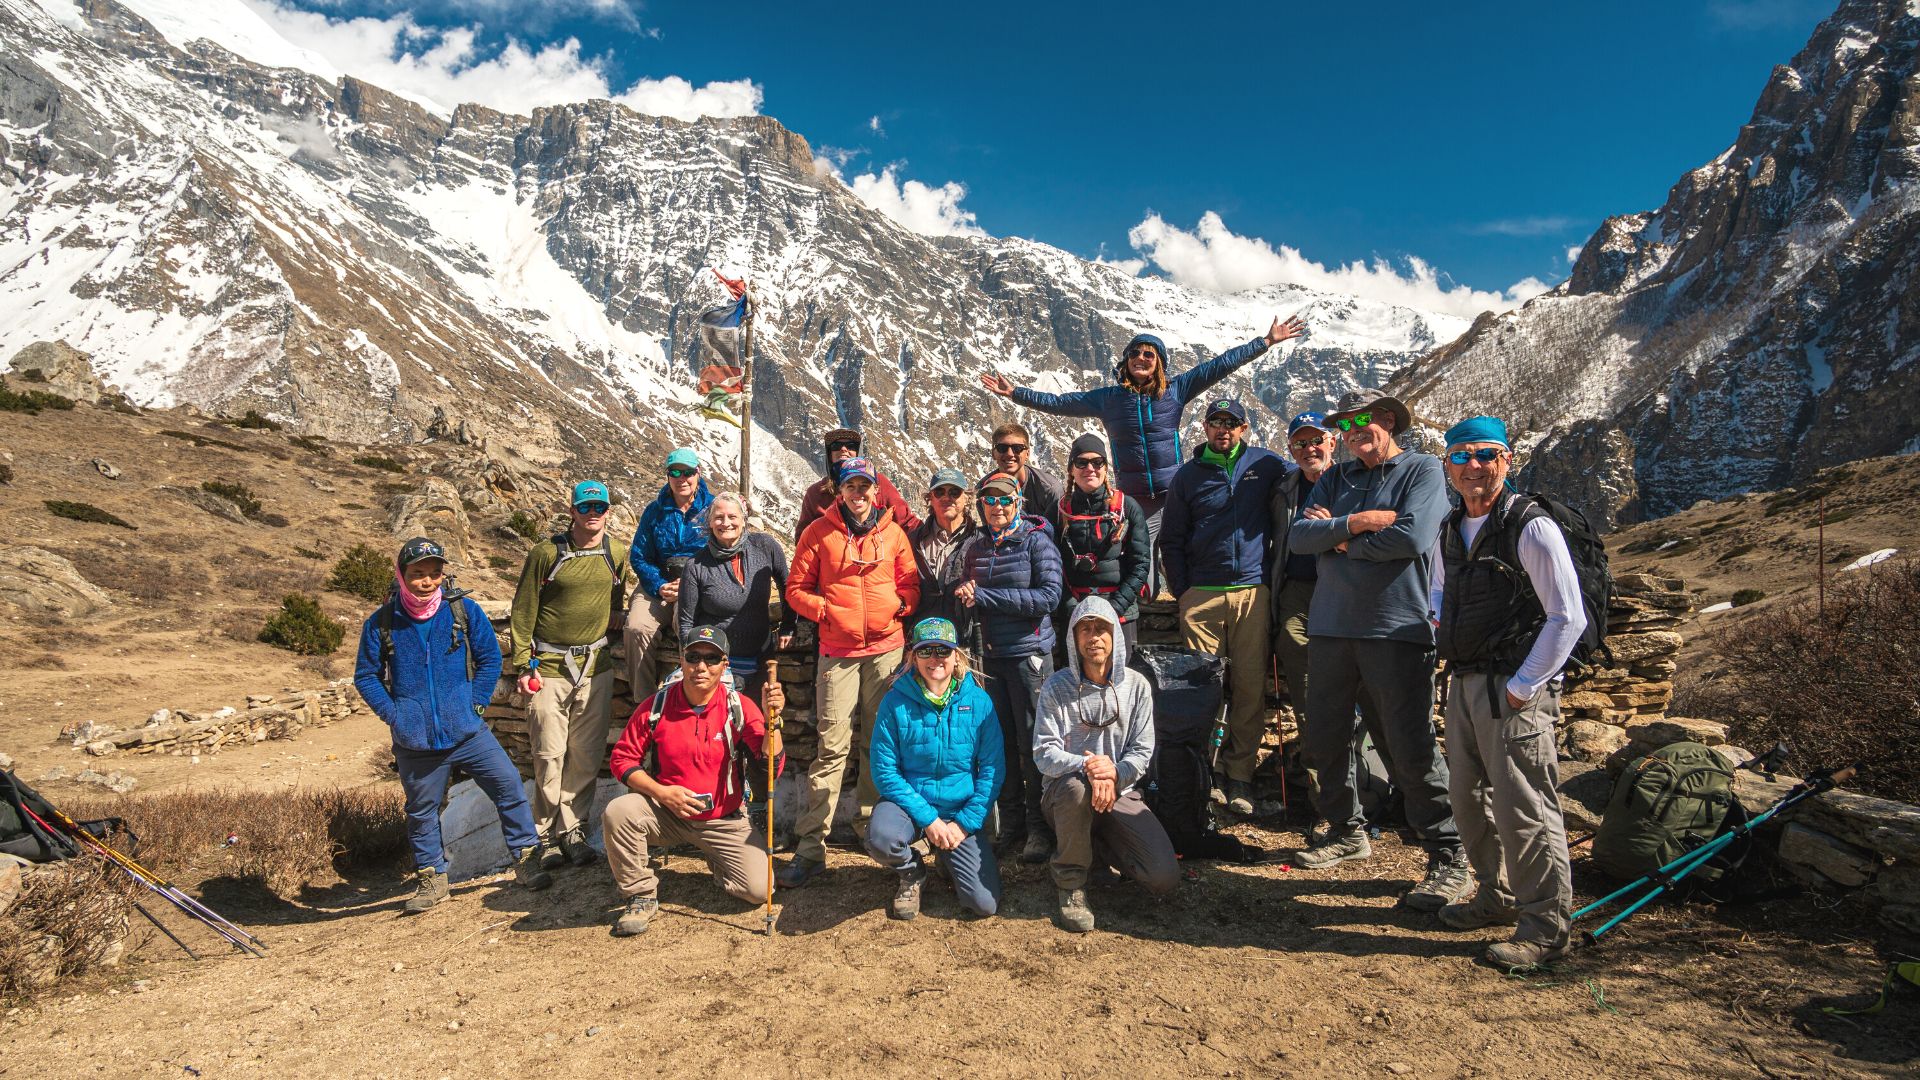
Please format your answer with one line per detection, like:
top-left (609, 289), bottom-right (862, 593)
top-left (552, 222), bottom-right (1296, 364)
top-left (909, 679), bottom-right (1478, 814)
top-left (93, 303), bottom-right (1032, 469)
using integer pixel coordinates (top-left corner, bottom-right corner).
top-left (1436, 492), bottom-right (1549, 675)
top-left (1058, 486), bottom-right (1129, 593)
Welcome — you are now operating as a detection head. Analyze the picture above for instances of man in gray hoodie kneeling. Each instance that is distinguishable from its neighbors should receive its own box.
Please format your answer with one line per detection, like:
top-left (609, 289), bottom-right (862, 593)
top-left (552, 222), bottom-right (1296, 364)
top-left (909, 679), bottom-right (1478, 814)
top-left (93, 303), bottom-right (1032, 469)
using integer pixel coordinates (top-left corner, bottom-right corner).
top-left (1035, 596), bottom-right (1180, 933)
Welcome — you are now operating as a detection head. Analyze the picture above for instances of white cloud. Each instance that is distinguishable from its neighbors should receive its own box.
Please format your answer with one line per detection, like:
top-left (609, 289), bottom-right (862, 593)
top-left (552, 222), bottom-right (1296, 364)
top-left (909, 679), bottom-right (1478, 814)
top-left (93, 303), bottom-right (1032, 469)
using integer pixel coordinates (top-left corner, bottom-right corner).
top-left (1705, 0), bottom-right (1830, 30)
top-left (840, 165), bottom-right (985, 238)
top-left (867, 115), bottom-right (885, 136)
top-left (1126, 212), bottom-right (1551, 318)
top-left (1566, 244), bottom-right (1584, 264)
top-left (217, 1), bottom-right (758, 119)
top-left (1467, 215), bottom-right (1576, 237)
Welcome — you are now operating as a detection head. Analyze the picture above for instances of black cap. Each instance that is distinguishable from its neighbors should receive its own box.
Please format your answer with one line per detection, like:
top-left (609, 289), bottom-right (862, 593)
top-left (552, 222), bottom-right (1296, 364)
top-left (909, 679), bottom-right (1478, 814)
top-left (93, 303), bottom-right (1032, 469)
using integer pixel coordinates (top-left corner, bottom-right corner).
top-left (683, 624), bottom-right (731, 656)
top-left (397, 536), bottom-right (447, 568)
top-left (1069, 432), bottom-right (1108, 463)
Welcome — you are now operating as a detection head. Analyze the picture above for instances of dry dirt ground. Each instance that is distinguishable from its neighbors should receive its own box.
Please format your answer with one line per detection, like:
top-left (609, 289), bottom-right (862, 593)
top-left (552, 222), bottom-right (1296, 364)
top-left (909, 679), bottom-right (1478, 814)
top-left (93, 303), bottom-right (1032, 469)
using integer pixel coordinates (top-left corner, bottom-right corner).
top-left (3, 406), bottom-right (1917, 1077)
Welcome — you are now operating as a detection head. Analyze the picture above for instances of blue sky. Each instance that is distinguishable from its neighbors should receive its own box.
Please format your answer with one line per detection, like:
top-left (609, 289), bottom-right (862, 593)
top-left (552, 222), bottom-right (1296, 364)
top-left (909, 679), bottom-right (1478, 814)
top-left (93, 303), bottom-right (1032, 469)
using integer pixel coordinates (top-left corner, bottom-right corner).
top-left (229, 0), bottom-right (1835, 313)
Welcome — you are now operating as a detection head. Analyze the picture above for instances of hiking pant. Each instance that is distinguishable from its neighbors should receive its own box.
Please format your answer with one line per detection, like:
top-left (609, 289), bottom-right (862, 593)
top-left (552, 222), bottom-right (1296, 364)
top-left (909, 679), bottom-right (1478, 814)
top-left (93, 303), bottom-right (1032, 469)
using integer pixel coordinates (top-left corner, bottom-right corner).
top-left (865, 800), bottom-right (1001, 916)
top-left (1304, 636), bottom-right (1458, 850)
top-left (1178, 585), bottom-right (1271, 783)
top-left (795, 648), bottom-right (901, 863)
top-left (1135, 491), bottom-right (1166, 598)
top-left (1272, 578), bottom-right (1314, 716)
top-left (1447, 673), bottom-right (1573, 947)
top-left (393, 729), bottom-right (538, 875)
top-left (622, 592), bottom-right (673, 701)
top-left (527, 666), bottom-right (613, 840)
top-left (982, 652), bottom-right (1053, 839)
top-left (602, 792), bottom-right (769, 904)
top-left (1042, 776), bottom-right (1179, 895)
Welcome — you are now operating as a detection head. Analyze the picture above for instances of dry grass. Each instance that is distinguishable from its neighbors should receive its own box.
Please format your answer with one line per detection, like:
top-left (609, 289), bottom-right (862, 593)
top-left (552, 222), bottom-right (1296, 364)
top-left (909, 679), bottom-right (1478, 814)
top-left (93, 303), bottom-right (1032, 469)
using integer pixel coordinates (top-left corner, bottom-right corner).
top-left (0, 858), bottom-right (138, 1003)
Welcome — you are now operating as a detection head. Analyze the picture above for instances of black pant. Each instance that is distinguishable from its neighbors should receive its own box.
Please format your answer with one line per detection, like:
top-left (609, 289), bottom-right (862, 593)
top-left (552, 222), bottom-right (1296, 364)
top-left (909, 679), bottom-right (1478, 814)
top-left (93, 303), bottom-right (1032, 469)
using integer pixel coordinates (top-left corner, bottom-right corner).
top-left (982, 653), bottom-right (1054, 837)
top-left (1304, 636), bottom-right (1458, 850)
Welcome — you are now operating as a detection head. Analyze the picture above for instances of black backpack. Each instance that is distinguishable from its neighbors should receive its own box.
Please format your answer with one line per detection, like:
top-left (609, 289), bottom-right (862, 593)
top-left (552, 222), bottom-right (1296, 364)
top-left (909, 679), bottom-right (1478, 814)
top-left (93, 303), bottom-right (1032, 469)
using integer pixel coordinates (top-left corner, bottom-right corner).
top-left (373, 578), bottom-right (479, 695)
top-left (1131, 646), bottom-right (1257, 862)
top-left (1457, 492), bottom-right (1614, 674)
top-left (1, 769), bottom-right (123, 863)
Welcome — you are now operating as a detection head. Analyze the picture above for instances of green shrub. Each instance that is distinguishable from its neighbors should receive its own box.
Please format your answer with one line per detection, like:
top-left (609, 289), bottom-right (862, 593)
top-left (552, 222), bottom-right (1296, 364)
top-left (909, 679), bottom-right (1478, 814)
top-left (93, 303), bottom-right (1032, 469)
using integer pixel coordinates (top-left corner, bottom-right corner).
top-left (201, 480), bottom-right (263, 519)
top-left (289, 434), bottom-right (327, 453)
top-left (340, 502), bottom-right (369, 511)
top-left (374, 481), bottom-right (413, 494)
top-left (255, 512), bottom-right (289, 528)
top-left (294, 546), bottom-right (325, 560)
top-left (159, 429), bottom-right (247, 452)
top-left (487, 554), bottom-right (512, 570)
top-left (229, 410), bottom-right (282, 430)
top-left (0, 386), bottom-right (75, 414)
top-left (353, 454), bottom-right (405, 473)
top-left (44, 500), bottom-right (135, 529)
top-left (506, 510), bottom-right (542, 540)
top-left (325, 543), bottom-right (391, 602)
top-left (1731, 588), bottom-right (1765, 607)
top-left (258, 593), bottom-right (344, 655)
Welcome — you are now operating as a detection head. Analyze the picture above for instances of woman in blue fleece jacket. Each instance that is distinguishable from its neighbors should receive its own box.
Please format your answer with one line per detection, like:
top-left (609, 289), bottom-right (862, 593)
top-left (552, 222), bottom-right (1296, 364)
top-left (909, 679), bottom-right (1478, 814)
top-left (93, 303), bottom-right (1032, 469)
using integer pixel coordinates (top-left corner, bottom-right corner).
top-left (353, 537), bottom-right (548, 913)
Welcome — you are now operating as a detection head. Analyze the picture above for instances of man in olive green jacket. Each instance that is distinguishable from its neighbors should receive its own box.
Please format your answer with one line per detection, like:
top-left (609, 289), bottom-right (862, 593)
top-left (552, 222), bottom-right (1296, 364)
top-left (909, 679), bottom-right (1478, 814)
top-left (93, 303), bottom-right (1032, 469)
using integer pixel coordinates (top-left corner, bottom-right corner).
top-left (510, 480), bottom-right (640, 868)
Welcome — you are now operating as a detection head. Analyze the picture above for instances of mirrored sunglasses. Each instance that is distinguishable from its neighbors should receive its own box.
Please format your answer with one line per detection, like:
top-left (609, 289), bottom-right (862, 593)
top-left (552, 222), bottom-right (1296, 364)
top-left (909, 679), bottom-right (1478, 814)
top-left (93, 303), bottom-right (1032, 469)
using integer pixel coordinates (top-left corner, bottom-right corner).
top-left (666, 466), bottom-right (698, 479)
top-left (575, 502), bottom-right (610, 514)
top-left (913, 645), bottom-right (954, 659)
top-left (1289, 435), bottom-right (1329, 450)
top-left (1447, 447), bottom-right (1506, 465)
top-left (978, 494), bottom-right (1016, 507)
top-left (1334, 412), bottom-right (1374, 432)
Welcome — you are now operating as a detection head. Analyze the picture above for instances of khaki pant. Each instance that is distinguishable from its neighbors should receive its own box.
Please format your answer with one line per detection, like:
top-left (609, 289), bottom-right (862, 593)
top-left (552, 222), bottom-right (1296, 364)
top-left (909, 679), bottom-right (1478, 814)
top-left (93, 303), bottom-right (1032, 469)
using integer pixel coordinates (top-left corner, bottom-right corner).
top-left (796, 648), bottom-right (901, 862)
top-left (1179, 585), bottom-right (1270, 783)
top-left (602, 792), bottom-right (769, 904)
top-left (1272, 578), bottom-right (1314, 716)
top-left (622, 592), bottom-right (673, 701)
top-left (528, 666), bottom-right (613, 839)
top-left (1446, 673), bottom-right (1573, 947)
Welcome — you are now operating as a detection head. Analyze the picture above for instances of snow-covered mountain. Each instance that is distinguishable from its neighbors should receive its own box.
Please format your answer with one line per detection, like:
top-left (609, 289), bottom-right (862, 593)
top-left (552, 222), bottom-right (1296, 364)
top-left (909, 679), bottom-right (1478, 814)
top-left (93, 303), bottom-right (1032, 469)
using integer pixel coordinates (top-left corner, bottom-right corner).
top-left (1390, 0), bottom-right (1920, 526)
top-left (0, 0), bottom-right (1467, 529)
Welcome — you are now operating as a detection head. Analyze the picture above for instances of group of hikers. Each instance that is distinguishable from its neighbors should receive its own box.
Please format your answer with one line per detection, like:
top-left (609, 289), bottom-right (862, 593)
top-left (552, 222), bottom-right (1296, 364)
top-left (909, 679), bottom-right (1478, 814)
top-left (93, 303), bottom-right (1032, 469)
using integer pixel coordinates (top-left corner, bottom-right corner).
top-left (353, 314), bottom-right (1590, 970)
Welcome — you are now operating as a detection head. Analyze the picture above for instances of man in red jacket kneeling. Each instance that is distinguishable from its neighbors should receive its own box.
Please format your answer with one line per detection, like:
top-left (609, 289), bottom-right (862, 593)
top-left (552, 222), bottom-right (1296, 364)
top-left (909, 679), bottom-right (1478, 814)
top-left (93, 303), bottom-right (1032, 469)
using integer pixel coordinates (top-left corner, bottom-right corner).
top-left (603, 625), bottom-right (784, 937)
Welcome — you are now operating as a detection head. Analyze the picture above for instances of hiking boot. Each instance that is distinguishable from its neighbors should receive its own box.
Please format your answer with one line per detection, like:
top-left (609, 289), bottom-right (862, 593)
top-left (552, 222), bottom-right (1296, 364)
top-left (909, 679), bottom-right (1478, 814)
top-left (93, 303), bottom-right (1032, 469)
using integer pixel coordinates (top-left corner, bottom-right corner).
top-left (403, 868), bottom-right (448, 914)
top-left (512, 846), bottom-right (554, 891)
top-left (993, 829), bottom-right (1026, 856)
top-left (1484, 937), bottom-right (1569, 971)
top-left (775, 855), bottom-right (825, 889)
top-left (1053, 888), bottom-right (1095, 934)
top-left (1021, 831), bottom-right (1054, 865)
top-left (1404, 848), bottom-right (1474, 913)
top-left (558, 826), bottom-right (597, 868)
top-left (538, 838), bottom-right (566, 872)
top-left (611, 896), bottom-right (659, 937)
top-left (1225, 779), bottom-right (1255, 816)
top-left (1294, 830), bottom-right (1372, 870)
top-left (890, 863), bottom-right (927, 921)
top-left (1437, 889), bottom-right (1519, 931)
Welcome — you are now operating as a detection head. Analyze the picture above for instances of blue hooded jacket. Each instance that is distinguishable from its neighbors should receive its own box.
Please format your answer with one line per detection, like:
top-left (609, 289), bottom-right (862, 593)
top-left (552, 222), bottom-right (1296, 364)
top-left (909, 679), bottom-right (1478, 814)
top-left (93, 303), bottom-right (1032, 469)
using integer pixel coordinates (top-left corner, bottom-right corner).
top-left (1161, 441), bottom-right (1290, 596)
top-left (1009, 334), bottom-right (1273, 499)
top-left (629, 478), bottom-right (714, 597)
top-left (353, 595), bottom-right (503, 753)
top-left (869, 670), bottom-right (1003, 833)
top-left (961, 514), bottom-right (1063, 659)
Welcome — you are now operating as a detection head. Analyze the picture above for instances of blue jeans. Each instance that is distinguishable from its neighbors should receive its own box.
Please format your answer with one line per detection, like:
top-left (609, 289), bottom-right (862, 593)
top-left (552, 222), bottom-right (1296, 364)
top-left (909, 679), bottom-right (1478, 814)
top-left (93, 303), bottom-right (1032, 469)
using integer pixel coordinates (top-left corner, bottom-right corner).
top-left (393, 728), bottom-right (540, 874)
top-left (865, 800), bottom-right (1001, 916)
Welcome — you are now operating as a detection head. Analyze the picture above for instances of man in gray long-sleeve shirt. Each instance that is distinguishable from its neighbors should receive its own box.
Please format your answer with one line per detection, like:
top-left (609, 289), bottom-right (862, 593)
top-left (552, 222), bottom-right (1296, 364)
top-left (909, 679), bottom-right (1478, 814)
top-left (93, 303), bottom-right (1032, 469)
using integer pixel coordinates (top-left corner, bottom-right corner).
top-left (1287, 390), bottom-right (1468, 913)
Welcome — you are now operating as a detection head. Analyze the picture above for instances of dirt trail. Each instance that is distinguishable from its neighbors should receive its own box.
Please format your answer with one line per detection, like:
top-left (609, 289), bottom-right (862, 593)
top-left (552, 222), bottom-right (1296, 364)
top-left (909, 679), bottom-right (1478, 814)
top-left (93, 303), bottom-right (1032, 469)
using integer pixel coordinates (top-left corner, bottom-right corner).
top-left (4, 823), bottom-right (1912, 1079)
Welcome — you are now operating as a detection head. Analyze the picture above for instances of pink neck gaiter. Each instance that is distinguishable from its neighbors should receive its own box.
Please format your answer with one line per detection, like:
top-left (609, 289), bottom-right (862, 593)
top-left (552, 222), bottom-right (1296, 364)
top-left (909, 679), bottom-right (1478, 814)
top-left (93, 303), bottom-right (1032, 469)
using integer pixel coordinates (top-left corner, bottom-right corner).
top-left (394, 567), bottom-right (443, 622)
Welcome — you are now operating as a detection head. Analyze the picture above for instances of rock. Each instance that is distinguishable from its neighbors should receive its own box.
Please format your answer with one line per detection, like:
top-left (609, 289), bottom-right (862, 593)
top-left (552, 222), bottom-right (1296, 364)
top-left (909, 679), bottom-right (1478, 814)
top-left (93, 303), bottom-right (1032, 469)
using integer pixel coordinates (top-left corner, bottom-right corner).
top-left (73, 769), bottom-right (136, 794)
top-left (91, 458), bottom-right (120, 479)
top-left (1561, 721), bottom-right (1631, 764)
top-left (1776, 823), bottom-right (1878, 888)
top-left (85, 741), bottom-right (117, 757)
top-left (1733, 772), bottom-right (1920, 862)
top-left (0, 546), bottom-right (115, 619)
top-left (388, 477), bottom-right (473, 566)
top-left (1615, 572), bottom-right (1687, 595)
top-left (1622, 717), bottom-right (1728, 747)
top-left (0, 855), bottom-right (26, 919)
top-left (163, 485), bottom-right (250, 525)
top-left (1561, 691), bottom-right (1615, 712)
top-left (1557, 761), bottom-right (1613, 833)
top-left (1603, 632), bottom-right (1685, 664)
top-left (246, 695), bottom-right (275, 708)
top-left (7, 341), bottom-right (111, 403)
top-left (38, 766), bottom-right (67, 783)
top-left (64, 719), bottom-right (117, 747)
top-left (146, 709), bottom-right (170, 727)
top-left (1709, 744), bottom-right (1754, 768)
top-left (0, 751), bottom-right (11, 770)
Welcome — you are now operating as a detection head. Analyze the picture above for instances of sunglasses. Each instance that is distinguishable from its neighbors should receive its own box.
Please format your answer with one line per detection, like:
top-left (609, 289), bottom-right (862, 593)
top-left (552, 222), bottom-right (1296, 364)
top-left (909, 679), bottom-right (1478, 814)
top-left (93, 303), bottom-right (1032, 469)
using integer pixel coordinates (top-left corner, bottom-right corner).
top-left (575, 502), bottom-right (610, 515)
top-left (1071, 457), bottom-right (1106, 470)
top-left (1124, 346), bottom-right (1158, 359)
top-left (994, 443), bottom-right (1029, 455)
top-left (1447, 447), bottom-right (1506, 465)
top-left (931, 486), bottom-right (964, 499)
top-left (827, 439), bottom-right (861, 453)
top-left (1334, 412), bottom-right (1374, 432)
top-left (667, 466), bottom-right (698, 479)
top-left (979, 494), bottom-right (1016, 507)
top-left (1289, 435), bottom-right (1330, 450)
top-left (683, 650), bottom-right (727, 668)
top-left (913, 645), bottom-right (954, 660)
top-left (1205, 416), bottom-right (1241, 429)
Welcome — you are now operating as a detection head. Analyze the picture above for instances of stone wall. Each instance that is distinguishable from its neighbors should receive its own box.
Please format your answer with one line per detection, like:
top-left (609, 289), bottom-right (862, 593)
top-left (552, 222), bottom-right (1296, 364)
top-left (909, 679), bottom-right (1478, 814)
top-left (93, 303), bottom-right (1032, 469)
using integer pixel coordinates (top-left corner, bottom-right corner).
top-left (73, 683), bottom-right (364, 760)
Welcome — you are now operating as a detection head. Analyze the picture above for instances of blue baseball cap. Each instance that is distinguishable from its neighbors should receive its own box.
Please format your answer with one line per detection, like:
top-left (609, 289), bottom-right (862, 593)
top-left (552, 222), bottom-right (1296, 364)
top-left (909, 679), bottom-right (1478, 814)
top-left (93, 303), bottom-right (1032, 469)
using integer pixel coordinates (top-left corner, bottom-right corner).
top-left (910, 618), bottom-right (960, 650)
top-left (1204, 397), bottom-right (1249, 425)
top-left (1443, 415), bottom-right (1511, 449)
top-left (570, 480), bottom-right (610, 509)
top-left (1288, 411), bottom-right (1330, 437)
top-left (664, 448), bottom-right (700, 472)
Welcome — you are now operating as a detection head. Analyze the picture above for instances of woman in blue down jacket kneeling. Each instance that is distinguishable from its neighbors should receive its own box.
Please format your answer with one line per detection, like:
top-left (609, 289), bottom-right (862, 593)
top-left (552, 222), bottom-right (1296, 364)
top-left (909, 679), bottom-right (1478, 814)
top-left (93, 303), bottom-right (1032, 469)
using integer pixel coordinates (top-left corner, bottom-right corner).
top-left (864, 617), bottom-right (1005, 922)
top-left (353, 537), bottom-right (551, 914)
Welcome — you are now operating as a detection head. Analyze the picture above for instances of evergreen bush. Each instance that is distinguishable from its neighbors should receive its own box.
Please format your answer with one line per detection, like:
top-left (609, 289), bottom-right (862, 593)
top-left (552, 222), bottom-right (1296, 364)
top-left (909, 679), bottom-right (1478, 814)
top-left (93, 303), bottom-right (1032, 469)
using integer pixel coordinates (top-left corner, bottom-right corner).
top-left (258, 593), bottom-right (344, 655)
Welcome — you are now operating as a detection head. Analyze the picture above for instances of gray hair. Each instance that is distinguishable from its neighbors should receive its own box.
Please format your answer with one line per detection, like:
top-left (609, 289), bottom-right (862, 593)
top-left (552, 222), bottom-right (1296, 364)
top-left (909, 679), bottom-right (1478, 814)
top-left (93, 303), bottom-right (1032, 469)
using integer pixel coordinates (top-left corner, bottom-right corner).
top-left (707, 491), bottom-right (749, 523)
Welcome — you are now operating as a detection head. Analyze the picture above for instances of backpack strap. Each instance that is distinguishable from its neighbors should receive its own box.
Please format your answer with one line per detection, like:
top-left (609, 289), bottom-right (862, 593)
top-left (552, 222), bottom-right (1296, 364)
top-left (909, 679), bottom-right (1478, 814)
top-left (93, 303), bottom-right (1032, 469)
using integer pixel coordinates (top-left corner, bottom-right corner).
top-left (375, 598), bottom-right (398, 694)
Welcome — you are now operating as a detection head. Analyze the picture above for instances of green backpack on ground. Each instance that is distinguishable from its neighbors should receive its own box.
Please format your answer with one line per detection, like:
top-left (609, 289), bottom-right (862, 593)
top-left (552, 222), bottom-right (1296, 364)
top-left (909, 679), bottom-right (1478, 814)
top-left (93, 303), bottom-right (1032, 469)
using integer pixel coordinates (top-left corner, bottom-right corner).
top-left (1592, 742), bottom-right (1736, 883)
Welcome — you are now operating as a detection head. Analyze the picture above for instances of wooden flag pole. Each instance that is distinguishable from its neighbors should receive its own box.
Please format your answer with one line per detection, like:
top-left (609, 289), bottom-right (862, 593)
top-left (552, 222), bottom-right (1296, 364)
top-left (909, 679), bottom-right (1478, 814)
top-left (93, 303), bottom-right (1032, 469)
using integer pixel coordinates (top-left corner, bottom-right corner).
top-left (739, 290), bottom-right (755, 515)
top-left (763, 657), bottom-right (778, 939)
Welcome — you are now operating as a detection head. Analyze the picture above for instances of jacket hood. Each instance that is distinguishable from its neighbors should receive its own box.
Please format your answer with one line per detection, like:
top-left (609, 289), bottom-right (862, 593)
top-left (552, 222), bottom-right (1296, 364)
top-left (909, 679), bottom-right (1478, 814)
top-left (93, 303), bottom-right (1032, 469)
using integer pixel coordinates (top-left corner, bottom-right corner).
top-left (1065, 594), bottom-right (1127, 682)
top-left (1113, 333), bottom-right (1169, 387)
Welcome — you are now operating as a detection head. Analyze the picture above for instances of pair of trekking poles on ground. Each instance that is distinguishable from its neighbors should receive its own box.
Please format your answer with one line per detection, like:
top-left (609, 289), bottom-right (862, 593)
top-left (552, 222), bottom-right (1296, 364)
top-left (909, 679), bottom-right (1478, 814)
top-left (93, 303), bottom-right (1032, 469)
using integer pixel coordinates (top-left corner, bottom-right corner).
top-left (21, 800), bottom-right (268, 960)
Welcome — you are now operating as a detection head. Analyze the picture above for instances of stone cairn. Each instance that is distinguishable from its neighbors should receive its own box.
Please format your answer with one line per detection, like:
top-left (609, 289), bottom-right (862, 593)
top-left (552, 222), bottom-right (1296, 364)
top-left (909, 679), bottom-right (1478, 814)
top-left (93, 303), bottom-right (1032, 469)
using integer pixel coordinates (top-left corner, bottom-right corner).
top-left (74, 683), bottom-right (363, 760)
top-left (1554, 571), bottom-right (1694, 764)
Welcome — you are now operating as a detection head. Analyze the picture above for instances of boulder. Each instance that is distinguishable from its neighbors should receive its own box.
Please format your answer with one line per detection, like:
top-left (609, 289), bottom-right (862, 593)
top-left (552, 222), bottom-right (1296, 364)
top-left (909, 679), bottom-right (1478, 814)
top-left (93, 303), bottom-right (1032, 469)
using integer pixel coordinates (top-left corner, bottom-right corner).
top-left (1733, 771), bottom-right (1920, 862)
top-left (1623, 717), bottom-right (1728, 747)
top-left (6, 340), bottom-right (111, 403)
top-left (1604, 631), bottom-right (1685, 664)
top-left (0, 546), bottom-right (114, 618)
top-left (1776, 823), bottom-right (1878, 887)
top-left (1708, 744), bottom-right (1754, 768)
top-left (388, 477), bottom-right (472, 566)
top-left (0, 854), bottom-right (27, 919)
top-left (1561, 720), bottom-right (1631, 764)
top-left (1557, 760), bottom-right (1614, 833)
top-left (163, 485), bottom-right (249, 525)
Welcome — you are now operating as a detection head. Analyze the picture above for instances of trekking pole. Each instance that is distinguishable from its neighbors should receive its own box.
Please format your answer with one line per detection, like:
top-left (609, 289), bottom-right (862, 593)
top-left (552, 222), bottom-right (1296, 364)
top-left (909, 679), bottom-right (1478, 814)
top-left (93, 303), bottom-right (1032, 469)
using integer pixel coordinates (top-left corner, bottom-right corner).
top-left (764, 659), bottom-right (779, 939)
top-left (132, 899), bottom-right (201, 960)
top-left (1575, 764), bottom-right (1857, 942)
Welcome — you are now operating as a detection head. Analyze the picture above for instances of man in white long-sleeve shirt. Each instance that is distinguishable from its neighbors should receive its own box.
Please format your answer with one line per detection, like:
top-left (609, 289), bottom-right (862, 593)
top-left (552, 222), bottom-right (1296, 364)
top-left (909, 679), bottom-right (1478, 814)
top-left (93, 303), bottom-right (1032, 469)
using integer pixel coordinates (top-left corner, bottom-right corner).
top-left (1429, 415), bottom-right (1587, 972)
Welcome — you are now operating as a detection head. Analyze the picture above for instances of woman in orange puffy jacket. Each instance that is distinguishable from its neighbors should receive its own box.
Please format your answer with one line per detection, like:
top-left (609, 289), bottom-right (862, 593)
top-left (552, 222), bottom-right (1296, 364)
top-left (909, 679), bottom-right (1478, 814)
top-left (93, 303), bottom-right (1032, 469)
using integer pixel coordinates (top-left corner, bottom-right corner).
top-left (779, 458), bottom-right (923, 886)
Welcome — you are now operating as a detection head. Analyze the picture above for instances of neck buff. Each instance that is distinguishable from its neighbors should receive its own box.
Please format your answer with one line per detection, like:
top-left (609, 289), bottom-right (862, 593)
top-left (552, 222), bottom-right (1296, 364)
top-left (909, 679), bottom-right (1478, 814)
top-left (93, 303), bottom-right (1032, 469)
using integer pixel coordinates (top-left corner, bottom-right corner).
top-left (393, 567), bottom-right (443, 621)
top-left (918, 672), bottom-right (959, 708)
top-left (839, 501), bottom-right (881, 536)
top-left (708, 531), bottom-right (748, 560)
